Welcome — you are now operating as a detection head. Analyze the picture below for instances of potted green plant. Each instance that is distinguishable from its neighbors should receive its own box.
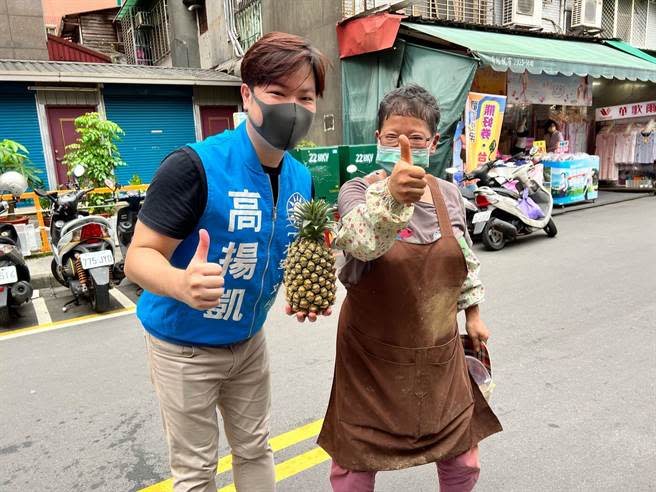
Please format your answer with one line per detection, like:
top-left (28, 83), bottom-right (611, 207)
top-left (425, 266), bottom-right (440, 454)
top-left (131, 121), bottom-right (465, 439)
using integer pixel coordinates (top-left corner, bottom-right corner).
top-left (63, 112), bottom-right (126, 216)
top-left (0, 139), bottom-right (44, 221)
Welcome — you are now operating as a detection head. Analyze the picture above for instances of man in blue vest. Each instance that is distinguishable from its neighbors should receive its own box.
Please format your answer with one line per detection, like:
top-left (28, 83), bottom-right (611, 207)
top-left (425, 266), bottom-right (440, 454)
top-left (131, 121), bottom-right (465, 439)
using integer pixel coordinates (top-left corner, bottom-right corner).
top-left (125, 33), bottom-right (328, 492)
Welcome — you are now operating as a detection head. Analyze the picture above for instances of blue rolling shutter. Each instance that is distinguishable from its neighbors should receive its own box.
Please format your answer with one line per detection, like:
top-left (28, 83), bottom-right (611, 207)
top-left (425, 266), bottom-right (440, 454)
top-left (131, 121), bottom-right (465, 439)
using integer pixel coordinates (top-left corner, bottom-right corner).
top-left (103, 85), bottom-right (197, 184)
top-left (0, 83), bottom-right (49, 188)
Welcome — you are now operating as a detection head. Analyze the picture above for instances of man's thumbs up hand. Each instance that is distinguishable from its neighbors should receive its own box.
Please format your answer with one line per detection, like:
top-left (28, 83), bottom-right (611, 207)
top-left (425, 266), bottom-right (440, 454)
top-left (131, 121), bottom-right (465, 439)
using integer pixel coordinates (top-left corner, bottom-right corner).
top-left (387, 135), bottom-right (428, 205)
top-left (178, 229), bottom-right (225, 310)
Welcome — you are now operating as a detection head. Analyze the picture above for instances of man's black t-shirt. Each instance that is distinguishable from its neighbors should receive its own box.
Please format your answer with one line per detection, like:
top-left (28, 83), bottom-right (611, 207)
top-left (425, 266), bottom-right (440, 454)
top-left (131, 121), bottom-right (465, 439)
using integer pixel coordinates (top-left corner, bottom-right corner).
top-left (139, 147), bottom-right (313, 240)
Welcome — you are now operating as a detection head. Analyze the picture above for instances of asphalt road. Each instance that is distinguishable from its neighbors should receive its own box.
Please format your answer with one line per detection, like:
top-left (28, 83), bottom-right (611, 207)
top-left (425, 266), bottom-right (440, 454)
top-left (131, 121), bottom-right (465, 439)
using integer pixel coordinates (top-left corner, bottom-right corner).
top-left (1, 197), bottom-right (655, 492)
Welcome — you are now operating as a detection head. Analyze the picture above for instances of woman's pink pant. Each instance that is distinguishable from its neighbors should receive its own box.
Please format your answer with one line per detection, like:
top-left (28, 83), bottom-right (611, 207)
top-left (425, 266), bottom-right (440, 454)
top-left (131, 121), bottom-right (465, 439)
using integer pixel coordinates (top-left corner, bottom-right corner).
top-left (329, 446), bottom-right (480, 492)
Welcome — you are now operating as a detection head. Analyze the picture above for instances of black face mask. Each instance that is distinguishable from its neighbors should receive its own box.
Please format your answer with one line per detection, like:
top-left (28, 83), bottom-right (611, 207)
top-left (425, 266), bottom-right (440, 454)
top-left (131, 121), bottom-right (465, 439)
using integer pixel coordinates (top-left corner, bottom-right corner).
top-left (249, 93), bottom-right (315, 150)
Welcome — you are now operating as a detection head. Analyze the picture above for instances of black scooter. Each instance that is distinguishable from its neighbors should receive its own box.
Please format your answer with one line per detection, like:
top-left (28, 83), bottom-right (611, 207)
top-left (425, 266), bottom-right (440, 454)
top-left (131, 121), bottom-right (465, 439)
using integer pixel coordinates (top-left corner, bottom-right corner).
top-left (106, 179), bottom-right (145, 292)
top-left (0, 198), bottom-right (33, 324)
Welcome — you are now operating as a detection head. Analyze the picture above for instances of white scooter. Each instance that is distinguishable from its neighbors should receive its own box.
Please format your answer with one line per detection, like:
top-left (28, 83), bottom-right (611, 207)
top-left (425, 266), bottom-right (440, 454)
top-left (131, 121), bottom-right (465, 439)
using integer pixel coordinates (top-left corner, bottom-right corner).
top-left (35, 165), bottom-right (122, 313)
top-left (469, 160), bottom-right (557, 251)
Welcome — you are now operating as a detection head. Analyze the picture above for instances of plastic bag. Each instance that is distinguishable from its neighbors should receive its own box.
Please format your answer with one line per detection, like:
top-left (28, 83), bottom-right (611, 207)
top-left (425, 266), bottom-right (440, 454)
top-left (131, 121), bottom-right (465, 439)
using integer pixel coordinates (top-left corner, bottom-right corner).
top-left (518, 188), bottom-right (545, 220)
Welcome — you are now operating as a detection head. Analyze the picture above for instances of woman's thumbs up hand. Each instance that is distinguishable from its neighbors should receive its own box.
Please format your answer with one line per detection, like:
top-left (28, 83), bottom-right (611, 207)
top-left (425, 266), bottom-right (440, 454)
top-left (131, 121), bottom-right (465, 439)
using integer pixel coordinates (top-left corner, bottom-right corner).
top-left (387, 135), bottom-right (428, 205)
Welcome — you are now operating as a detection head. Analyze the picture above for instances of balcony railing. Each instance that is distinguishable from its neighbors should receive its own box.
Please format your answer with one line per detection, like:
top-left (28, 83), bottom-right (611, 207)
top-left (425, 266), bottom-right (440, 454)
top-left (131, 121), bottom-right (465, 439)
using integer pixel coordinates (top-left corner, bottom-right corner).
top-left (233, 0), bottom-right (262, 51)
top-left (342, 0), bottom-right (496, 26)
top-left (120, 0), bottom-right (171, 66)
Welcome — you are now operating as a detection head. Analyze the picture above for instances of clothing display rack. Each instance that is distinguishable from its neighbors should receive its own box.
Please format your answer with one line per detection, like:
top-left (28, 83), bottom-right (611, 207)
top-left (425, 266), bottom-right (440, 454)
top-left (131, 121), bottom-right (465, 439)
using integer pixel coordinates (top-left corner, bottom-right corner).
top-left (595, 117), bottom-right (656, 191)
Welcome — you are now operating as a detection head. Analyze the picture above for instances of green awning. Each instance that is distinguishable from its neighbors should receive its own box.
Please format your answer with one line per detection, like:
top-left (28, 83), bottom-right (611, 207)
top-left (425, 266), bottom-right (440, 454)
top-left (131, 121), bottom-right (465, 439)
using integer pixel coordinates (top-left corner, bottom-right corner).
top-left (402, 23), bottom-right (656, 82)
top-left (603, 40), bottom-right (656, 65)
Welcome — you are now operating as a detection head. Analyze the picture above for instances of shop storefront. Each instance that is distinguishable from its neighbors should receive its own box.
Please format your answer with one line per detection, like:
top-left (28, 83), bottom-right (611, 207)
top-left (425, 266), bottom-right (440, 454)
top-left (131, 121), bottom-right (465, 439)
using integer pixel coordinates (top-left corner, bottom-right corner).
top-left (594, 99), bottom-right (656, 191)
top-left (336, 17), bottom-right (656, 198)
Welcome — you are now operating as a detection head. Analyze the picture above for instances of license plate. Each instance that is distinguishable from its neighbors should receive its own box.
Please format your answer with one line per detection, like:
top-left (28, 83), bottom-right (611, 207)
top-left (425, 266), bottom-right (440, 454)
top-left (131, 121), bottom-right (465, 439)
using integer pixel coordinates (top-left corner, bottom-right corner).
top-left (472, 211), bottom-right (492, 224)
top-left (0, 266), bottom-right (17, 285)
top-left (80, 251), bottom-right (114, 270)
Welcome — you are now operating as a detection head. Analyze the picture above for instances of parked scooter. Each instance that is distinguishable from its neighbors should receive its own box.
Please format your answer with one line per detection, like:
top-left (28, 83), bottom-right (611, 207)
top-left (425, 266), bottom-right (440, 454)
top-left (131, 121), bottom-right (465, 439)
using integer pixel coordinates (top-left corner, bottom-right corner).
top-left (105, 179), bottom-right (144, 291)
top-left (0, 172), bottom-right (33, 323)
top-left (466, 157), bottom-right (557, 251)
top-left (35, 165), bottom-right (124, 313)
top-left (446, 167), bottom-right (480, 237)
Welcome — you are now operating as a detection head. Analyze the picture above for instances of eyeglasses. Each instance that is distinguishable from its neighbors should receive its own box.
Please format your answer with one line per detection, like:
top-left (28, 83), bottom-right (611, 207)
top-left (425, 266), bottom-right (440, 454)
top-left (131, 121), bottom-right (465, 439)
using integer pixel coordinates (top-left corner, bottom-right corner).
top-left (379, 134), bottom-right (432, 148)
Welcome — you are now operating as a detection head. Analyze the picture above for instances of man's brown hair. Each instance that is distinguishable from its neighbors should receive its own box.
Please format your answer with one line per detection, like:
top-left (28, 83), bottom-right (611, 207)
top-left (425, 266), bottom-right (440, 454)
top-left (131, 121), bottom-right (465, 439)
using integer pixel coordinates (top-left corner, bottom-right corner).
top-left (241, 32), bottom-right (328, 97)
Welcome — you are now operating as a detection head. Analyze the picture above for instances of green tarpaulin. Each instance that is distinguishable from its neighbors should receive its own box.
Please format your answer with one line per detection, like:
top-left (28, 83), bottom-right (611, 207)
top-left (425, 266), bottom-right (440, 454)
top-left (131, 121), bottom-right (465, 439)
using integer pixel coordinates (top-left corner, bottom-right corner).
top-left (403, 23), bottom-right (656, 82)
top-left (342, 41), bottom-right (478, 177)
top-left (603, 40), bottom-right (656, 65)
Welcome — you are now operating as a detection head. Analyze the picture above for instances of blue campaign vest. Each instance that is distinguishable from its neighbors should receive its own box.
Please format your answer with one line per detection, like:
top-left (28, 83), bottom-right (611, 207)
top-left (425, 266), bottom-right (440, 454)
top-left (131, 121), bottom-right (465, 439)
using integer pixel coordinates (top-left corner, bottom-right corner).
top-left (137, 123), bottom-right (313, 346)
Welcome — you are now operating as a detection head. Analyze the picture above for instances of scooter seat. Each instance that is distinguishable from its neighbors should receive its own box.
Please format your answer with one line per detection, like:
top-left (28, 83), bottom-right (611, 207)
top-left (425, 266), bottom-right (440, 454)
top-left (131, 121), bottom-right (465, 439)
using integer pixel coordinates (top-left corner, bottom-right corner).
top-left (492, 187), bottom-right (520, 200)
top-left (0, 236), bottom-right (16, 246)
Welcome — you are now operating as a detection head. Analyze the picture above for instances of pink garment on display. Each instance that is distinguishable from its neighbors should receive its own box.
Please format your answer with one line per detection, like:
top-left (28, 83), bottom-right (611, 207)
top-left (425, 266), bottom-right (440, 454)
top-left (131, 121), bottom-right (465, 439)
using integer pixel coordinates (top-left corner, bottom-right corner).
top-left (596, 132), bottom-right (618, 180)
top-left (567, 123), bottom-right (589, 154)
top-left (613, 131), bottom-right (637, 165)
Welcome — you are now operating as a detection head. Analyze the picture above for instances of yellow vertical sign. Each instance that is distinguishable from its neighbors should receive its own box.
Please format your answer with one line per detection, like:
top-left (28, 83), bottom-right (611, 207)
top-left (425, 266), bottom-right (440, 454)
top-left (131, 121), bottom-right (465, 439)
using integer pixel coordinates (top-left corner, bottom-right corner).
top-left (465, 93), bottom-right (507, 173)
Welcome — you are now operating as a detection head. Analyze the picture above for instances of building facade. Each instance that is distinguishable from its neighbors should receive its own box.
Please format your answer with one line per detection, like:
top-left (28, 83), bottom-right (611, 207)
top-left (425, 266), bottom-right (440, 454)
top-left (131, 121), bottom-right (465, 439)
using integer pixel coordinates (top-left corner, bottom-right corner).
top-left (115, 0), bottom-right (201, 67)
top-left (188, 0), bottom-right (343, 146)
top-left (0, 61), bottom-right (241, 190)
top-left (180, 0), bottom-right (654, 147)
top-left (0, 0), bottom-right (49, 60)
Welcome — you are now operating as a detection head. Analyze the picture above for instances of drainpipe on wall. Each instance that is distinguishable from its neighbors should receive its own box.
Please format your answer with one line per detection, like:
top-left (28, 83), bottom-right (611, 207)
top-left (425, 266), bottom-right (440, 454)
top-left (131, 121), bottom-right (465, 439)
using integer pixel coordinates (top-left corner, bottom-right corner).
top-left (223, 0), bottom-right (245, 58)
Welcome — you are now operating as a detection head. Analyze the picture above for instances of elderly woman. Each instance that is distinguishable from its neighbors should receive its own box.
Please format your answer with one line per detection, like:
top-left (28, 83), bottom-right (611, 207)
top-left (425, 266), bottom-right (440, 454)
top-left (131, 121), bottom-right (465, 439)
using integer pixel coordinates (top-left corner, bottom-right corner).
top-left (318, 85), bottom-right (502, 492)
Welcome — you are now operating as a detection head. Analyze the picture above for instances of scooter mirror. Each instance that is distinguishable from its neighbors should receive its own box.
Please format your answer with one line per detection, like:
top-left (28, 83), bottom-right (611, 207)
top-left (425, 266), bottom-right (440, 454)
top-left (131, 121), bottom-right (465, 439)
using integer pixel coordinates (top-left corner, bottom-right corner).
top-left (346, 164), bottom-right (358, 174)
top-left (73, 165), bottom-right (86, 178)
top-left (104, 178), bottom-right (116, 190)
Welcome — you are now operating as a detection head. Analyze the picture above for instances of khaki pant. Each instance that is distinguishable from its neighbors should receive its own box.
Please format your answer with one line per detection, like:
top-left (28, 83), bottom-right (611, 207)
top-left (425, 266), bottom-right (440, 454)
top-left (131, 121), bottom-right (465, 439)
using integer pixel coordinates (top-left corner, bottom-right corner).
top-left (145, 330), bottom-right (275, 492)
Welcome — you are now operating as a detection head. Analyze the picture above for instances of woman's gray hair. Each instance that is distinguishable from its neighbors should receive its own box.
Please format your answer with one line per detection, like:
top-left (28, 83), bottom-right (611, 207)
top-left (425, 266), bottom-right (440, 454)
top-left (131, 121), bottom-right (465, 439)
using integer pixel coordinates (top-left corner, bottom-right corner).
top-left (377, 84), bottom-right (441, 133)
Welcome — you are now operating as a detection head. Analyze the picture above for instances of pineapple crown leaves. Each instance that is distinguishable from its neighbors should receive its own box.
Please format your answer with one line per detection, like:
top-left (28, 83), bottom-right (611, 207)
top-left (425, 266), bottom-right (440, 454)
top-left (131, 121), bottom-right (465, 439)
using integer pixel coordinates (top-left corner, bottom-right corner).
top-left (290, 199), bottom-right (336, 242)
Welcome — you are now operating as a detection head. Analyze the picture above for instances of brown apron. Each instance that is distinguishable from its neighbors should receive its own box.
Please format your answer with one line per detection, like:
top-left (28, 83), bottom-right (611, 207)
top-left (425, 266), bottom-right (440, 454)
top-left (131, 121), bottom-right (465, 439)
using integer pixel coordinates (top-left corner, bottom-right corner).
top-left (318, 176), bottom-right (502, 472)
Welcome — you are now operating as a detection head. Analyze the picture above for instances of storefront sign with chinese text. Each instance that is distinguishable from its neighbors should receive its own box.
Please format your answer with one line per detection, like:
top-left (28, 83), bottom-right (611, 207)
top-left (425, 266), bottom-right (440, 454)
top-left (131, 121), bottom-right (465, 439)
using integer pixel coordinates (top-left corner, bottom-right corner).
top-left (507, 72), bottom-right (592, 107)
top-left (465, 92), bottom-right (507, 172)
top-left (595, 101), bottom-right (656, 121)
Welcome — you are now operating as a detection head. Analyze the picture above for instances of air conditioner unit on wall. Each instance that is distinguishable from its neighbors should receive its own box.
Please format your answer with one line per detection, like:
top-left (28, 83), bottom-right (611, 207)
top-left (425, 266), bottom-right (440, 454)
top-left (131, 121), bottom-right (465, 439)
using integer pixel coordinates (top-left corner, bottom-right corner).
top-left (572, 0), bottom-right (603, 29)
top-left (503, 0), bottom-right (543, 28)
top-left (134, 11), bottom-right (152, 29)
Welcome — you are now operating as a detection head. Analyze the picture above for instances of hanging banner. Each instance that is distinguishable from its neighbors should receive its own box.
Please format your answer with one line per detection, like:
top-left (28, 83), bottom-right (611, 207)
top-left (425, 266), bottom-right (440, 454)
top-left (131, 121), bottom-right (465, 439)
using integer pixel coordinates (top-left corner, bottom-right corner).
top-left (507, 72), bottom-right (592, 106)
top-left (595, 100), bottom-right (656, 121)
top-left (465, 92), bottom-right (507, 172)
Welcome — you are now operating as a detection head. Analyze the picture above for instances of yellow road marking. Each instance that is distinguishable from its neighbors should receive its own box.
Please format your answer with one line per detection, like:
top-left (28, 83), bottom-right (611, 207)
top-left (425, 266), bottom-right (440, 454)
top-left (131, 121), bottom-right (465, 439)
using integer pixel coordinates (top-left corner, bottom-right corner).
top-left (218, 447), bottom-right (330, 492)
top-left (0, 307), bottom-right (135, 340)
top-left (139, 419), bottom-right (325, 492)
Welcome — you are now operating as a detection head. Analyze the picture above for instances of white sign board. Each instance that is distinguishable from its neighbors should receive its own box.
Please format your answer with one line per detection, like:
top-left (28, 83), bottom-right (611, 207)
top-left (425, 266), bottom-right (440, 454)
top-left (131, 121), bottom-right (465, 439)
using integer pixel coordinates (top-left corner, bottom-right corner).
top-left (595, 100), bottom-right (656, 121)
top-left (233, 112), bottom-right (248, 127)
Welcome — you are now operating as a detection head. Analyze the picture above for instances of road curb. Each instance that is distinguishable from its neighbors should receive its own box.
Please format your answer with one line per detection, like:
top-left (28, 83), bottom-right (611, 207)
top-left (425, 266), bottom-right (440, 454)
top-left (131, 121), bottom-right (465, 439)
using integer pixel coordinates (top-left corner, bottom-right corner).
top-left (552, 193), bottom-right (653, 217)
top-left (31, 273), bottom-right (56, 291)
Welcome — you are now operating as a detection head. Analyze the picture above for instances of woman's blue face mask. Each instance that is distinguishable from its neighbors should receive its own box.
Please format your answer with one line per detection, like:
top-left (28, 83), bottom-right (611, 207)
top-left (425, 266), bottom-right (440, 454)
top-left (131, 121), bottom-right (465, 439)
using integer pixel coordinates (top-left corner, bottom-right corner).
top-left (376, 143), bottom-right (431, 174)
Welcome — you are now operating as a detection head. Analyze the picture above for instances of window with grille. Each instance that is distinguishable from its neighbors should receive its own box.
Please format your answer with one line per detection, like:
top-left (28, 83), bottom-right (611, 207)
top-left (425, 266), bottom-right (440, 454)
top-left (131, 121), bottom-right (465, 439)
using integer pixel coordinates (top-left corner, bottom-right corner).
top-left (601, 0), bottom-right (656, 49)
top-left (632, 0), bottom-right (648, 47)
top-left (233, 0), bottom-right (262, 51)
top-left (120, 0), bottom-right (170, 65)
top-left (601, 0), bottom-right (616, 34)
top-left (648, 0), bottom-right (656, 49)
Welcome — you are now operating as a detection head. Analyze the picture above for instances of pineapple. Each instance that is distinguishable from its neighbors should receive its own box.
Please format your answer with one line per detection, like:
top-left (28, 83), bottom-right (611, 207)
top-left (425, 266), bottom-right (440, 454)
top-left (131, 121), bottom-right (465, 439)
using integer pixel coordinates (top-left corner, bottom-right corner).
top-left (284, 199), bottom-right (337, 316)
